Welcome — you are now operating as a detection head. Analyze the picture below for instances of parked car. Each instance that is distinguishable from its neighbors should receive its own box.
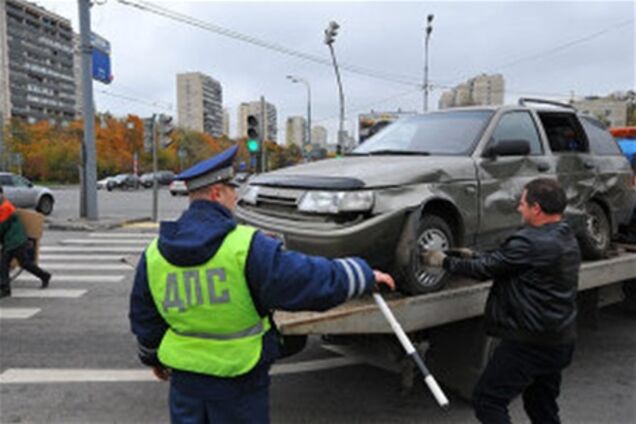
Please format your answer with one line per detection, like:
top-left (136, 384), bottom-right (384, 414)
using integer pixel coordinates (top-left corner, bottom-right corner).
top-left (0, 172), bottom-right (55, 215)
top-left (98, 173), bottom-right (140, 191)
top-left (140, 170), bottom-right (175, 188)
top-left (169, 179), bottom-right (188, 196)
top-left (236, 99), bottom-right (635, 295)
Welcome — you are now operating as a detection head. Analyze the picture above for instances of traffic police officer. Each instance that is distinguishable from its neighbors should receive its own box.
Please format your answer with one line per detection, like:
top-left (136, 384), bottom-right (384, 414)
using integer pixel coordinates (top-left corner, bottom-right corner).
top-left (129, 144), bottom-right (395, 423)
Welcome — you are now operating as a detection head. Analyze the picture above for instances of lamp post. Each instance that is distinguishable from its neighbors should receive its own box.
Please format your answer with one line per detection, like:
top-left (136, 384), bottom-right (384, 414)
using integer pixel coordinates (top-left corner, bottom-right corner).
top-left (324, 21), bottom-right (345, 156)
top-left (286, 75), bottom-right (312, 152)
top-left (423, 14), bottom-right (434, 113)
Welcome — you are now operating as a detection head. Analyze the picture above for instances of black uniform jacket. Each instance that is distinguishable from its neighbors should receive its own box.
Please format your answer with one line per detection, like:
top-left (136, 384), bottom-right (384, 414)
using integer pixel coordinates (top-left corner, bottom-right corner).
top-left (444, 221), bottom-right (581, 346)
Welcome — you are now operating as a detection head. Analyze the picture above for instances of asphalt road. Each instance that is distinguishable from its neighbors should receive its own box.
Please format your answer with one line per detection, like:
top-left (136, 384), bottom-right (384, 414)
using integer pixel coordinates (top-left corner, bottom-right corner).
top-left (0, 203), bottom-right (635, 422)
top-left (46, 185), bottom-right (189, 223)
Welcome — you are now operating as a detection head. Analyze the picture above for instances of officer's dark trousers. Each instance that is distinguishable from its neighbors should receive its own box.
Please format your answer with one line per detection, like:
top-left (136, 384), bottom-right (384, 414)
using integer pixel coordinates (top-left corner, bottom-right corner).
top-left (169, 382), bottom-right (269, 424)
top-left (472, 339), bottom-right (575, 424)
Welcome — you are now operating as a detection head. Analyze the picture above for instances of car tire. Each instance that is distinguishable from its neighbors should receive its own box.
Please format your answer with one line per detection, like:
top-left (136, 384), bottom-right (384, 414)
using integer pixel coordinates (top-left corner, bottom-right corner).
top-left (400, 214), bottom-right (455, 295)
top-left (36, 195), bottom-right (54, 215)
top-left (577, 201), bottom-right (611, 260)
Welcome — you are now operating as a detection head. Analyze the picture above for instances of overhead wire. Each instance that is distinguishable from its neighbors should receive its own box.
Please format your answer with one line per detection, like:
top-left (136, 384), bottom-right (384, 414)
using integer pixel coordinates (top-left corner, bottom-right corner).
top-left (116, 0), bottom-right (423, 88)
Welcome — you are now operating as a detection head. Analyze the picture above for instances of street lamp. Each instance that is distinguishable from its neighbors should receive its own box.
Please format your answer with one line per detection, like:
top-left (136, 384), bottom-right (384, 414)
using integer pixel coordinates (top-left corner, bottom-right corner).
top-left (423, 14), bottom-right (434, 113)
top-left (324, 21), bottom-right (345, 156)
top-left (286, 75), bottom-right (312, 151)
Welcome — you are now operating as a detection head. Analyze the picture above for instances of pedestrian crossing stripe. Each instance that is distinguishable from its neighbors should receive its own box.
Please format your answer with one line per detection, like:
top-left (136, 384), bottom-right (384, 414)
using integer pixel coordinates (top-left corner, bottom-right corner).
top-left (14, 275), bottom-right (124, 283)
top-left (11, 289), bottom-right (87, 298)
top-left (0, 308), bottom-right (40, 319)
top-left (38, 263), bottom-right (130, 271)
top-left (88, 232), bottom-right (157, 238)
top-left (41, 247), bottom-right (144, 254)
top-left (39, 254), bottom-right (129, 261)
top-left (60, 239), bottom-right (151, 246)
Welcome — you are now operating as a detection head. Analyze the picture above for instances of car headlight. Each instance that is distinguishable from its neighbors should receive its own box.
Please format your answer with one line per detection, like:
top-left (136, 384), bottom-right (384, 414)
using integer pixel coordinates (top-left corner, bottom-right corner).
top-left (297, 191), bottom-right (374, 214)
top-left (240, 185), bottom-right (260, 205)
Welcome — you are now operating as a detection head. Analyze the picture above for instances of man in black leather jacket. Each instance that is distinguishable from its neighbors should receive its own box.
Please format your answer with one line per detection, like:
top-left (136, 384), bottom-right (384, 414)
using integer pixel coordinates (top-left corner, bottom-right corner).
top-left (423, 178), bottom-right (580, 424)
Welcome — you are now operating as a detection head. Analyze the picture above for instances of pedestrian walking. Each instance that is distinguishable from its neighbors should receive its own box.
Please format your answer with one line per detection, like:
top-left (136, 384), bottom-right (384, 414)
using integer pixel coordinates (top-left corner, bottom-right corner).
top-left (129, 144), bottom-right (395, 423)
top-left (0, 186), bottom-right (51, 298)
top-left (423, 178), bottom-right (580, 424)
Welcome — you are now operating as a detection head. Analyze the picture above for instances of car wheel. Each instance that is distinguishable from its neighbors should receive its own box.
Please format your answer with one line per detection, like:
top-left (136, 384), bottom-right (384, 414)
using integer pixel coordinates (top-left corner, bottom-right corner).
top-left (36, 195), bottom-right (54, 215)
top-left (400, 214), bottom-right (454, 295)
top-left (577, 201), bottom-right (611, 260)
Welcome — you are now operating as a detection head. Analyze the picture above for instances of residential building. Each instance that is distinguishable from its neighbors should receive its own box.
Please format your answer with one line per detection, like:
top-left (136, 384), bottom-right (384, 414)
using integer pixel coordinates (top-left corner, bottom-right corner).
top-left (222, 107), bottom-right (229, 137)
top-left (311, 125), bottom-right (327, 147)
top-left (2, 0), bottom-right (76, 124)
top-left (176, 72), bottom-right (223, 138)
top-left (572, 91), bottom-right (633, 127)
top-left (286, 116), bottom-right (305, 147)
top-left (237, 100), bottom-right (277, 142)
top-left (439, 74), bottom-right (505, 109)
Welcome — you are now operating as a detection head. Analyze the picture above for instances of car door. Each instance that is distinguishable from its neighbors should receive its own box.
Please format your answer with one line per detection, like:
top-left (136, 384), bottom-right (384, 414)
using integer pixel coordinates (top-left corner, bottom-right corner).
top-left (536, 112), bottom-right (596, 219)
top-left (475, 110), bottom-right (555, 248)
top-left (11, 175), bottom-right (37, 207)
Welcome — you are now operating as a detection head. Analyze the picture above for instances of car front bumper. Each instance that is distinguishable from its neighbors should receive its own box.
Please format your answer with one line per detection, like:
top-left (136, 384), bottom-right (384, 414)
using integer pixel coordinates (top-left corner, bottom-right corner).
top-left (235, 206), bottom-right (408, 267)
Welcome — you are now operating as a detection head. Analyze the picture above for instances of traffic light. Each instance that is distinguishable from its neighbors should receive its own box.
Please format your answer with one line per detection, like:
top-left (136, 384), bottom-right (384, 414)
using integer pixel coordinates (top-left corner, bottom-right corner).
top-left (143, 117), bottom-right (155, 153)
top-left (324, 21), bottom-right (339, 45)
top-left (158, 114), bottom-right (174, 148)
top-left (246, 114), bottom-right (260, 153)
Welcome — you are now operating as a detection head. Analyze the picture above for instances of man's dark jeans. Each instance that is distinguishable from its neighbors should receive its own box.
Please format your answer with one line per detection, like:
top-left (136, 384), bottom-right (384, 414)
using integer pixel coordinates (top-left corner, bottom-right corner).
top-left (0, 242), bottom-right (48, 291)
top-left (473, 339), bottom-right (575, 424)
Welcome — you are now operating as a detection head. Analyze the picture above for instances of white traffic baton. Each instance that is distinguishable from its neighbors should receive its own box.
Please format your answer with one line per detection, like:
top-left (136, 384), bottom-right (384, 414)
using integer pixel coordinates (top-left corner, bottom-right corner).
top-left (372, 292), bottom-right (450, 409)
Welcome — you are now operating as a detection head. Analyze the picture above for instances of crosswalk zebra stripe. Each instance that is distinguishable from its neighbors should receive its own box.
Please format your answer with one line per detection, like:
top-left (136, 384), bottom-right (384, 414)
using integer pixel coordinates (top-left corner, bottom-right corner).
top-left (15, 275), bottom-right (124, 283)
top-left (60, 239), bottom-right (150, 246)
top-left (88, 233), bottom-right (157, 239)
top-left (11, 289), bottom-right (87, 298)
top-left (0, 308), bottom-right (40, 319)
top-left (39, 254), bottom-right (128, 262)
top-left (38, 264), bottom-right (131, 271)
top-left (41, 247), bottom-right (144, 254)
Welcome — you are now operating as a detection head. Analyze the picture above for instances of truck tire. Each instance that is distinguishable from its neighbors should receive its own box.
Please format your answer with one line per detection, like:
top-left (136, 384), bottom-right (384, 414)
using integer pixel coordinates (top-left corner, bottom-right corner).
top-left (577, 201), bottom-right (611, 260)
top-left (400, 214), bottom-right (454, 295)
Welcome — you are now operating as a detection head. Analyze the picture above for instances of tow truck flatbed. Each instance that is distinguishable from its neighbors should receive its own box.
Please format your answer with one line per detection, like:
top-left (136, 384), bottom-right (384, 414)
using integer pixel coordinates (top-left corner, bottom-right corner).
top-left (275, 251), bottom-right (636, 336)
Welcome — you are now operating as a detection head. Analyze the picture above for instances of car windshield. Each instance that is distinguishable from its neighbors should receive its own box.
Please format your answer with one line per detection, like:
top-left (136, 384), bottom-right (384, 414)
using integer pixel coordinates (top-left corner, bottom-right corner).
top-left (353, 110), bottom-right (494, 156)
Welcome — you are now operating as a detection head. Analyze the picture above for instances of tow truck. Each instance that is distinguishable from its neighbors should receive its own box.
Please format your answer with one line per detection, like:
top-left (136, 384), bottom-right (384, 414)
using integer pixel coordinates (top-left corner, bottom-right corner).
top-left (274, 244), bottom-right (636, 398)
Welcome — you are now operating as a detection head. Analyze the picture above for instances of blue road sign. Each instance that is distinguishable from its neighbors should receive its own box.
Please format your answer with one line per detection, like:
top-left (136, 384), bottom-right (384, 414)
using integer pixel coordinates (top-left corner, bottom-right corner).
top-left (91, 33), bottom-right (112, 84)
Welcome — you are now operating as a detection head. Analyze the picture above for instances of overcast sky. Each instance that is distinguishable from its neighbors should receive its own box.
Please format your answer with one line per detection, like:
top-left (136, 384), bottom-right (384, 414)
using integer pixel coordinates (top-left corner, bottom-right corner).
top-left (38, 0), bottom-right (635, 143)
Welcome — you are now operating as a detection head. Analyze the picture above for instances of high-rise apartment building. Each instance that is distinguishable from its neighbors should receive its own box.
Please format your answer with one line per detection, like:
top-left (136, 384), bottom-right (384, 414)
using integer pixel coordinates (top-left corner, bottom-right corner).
top-left (176, 72), bottom-right (223, 138)
top-left (2, 0), bottom-right (76, 124)
top-left (237, 100), bottom-right (277, 142)
top-left (439, 74), bottom-right (505, 109)
top-left (311, 125), bottom-right (327, 147)
top-left (222, 108), bottom-right (229, 137)
top-left (286, 116), bottom-right (305, 147)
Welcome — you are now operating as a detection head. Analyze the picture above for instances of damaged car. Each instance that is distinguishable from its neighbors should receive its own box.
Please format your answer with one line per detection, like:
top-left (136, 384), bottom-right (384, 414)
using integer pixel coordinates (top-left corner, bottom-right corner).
top-left (236, 99), bottom-right (635, 294)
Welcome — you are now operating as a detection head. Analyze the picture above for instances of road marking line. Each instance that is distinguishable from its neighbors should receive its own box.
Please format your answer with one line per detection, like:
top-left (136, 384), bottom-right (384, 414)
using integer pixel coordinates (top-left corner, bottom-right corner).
top-left (39, 254), bottom-right (128, 261)
top-left (88, 233), bottom-right (157, 238)
top-left (38, 263), bottom-right (130, 271)
top-left (124, 222), bottom-right (159, 229)
top-left (15, 275), bottom-right (124, 283)
top-left (0, 358), bottom-right (364, 383)
top-left (11, 289), bottom-right (87, 298)
top-left (41, 247), bottom-right (144, 254)
top-left (60, 239), bottom-right (150, 246)
top-left (0, 308), bottom-right (40, 319)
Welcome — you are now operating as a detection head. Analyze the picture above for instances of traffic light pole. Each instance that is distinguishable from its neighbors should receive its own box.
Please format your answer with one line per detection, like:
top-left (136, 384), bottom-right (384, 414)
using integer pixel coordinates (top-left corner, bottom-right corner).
top-left (151, 114), bottom-right (158, 222)
top-left (260, 96), bottom-right (266, 173)
top-left (78, 0), bottom-right (98, 219)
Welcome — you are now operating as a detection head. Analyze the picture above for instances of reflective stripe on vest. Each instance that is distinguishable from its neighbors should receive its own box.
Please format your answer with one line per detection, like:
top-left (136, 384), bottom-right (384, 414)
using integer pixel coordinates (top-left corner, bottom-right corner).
top-left (146, 224), bottom-right (270, 377)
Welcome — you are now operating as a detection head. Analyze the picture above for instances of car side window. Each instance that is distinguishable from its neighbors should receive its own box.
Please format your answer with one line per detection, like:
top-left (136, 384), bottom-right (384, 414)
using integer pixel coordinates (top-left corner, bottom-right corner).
top-left (490, 111), bottom-right (543, 155)
top-left (537, 112), bottom-right (588, 154)
top-left (0, 175), bottom-right (13, 186)
top-left (11, 175), bottom-right (30, 187)
top-left (580, 116), bottom-right (623, 156)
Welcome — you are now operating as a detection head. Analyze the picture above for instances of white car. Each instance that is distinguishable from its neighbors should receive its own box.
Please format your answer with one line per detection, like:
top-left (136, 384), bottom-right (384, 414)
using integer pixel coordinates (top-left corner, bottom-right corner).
top-left (0, 172), bottom-right (55, 215)
top-left (169, 179), bottom-right (188, 196)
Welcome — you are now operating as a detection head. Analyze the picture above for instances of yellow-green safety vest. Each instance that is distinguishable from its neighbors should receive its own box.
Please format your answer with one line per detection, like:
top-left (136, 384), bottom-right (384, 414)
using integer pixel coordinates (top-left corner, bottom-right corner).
top-left (146, 224), bottom-right (269, 377)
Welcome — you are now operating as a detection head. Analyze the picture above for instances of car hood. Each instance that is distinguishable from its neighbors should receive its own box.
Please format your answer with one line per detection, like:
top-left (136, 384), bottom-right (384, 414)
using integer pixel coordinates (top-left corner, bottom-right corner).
top-left (250, 156), bottom-right (476, 189)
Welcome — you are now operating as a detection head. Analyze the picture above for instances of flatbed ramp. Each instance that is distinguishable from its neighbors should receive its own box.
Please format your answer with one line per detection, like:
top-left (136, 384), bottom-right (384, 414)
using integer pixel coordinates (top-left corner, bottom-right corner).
top-left (275, 252), bottom-right (636, 335)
